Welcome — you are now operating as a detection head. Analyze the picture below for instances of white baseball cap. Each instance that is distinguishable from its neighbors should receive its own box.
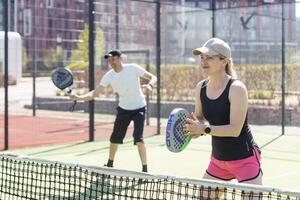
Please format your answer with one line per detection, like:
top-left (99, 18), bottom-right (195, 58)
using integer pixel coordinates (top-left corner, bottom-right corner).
top-left (192, 38), bottom-right (231, 58)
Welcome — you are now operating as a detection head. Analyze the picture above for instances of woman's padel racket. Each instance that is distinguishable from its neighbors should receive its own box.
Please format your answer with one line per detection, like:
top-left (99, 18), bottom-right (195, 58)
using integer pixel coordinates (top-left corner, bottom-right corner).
top-left (166, 108), bottom-right (192, 153)
top-left (51, 67), bottom-right (77, 111)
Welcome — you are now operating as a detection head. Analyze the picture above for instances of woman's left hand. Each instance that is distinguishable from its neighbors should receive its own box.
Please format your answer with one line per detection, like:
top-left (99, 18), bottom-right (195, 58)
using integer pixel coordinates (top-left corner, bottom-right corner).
top-left (183, 112), bottom-right (205, 138)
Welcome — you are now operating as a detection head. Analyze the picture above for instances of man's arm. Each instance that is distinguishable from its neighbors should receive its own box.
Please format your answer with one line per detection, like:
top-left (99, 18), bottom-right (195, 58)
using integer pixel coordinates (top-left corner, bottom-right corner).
top-left (70, 84), bottom-right (104, 101)
top-left (140, 71), bottom-right (157, 94)
top-left (141, 71), bottom-right (157, 87)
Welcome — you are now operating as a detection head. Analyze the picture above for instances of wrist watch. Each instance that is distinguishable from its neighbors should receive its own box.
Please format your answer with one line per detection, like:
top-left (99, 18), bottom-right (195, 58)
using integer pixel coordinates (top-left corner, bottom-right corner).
top-left (204, 124), bottom-right (211, 135)
top-left (148, 83), bottom-right (154, 89)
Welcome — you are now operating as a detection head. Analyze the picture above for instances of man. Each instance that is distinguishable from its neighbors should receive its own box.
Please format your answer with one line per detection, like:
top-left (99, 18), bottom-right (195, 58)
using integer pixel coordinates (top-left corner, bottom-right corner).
top-left (70, 50), bottom-right (157, 173)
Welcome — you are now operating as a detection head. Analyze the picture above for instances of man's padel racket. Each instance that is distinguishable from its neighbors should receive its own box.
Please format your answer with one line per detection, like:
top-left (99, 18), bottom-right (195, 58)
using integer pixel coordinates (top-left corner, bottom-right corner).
top-left (51, 67), bottom-right (77, 111)
top-left (166, 108), bottom-right (192, 153)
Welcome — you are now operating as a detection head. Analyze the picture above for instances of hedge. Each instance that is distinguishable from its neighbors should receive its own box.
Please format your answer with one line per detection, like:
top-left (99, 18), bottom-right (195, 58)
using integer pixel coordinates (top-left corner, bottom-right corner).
top-left (63, 63), bottom-right (300, 102)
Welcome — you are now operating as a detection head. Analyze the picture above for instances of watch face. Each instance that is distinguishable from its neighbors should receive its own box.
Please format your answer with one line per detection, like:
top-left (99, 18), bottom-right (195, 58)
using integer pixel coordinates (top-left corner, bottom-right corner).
top-left (205, 126), bottom-right (211, 133)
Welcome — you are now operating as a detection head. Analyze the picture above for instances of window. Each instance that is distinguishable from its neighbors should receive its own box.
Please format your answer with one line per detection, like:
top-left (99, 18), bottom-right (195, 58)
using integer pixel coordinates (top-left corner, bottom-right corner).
top-left (46, 0), bottom-right (53, 8)
top-left (131, 15), bottom-right (137, 25)
top-left (263, 0), bottom-right (274, 3)
top-left (23, 9), bottom-right (32, 36)
top-left (131, 1), bottom-right (138, 11)
top-left (9, 0), bottom-right (15, 31)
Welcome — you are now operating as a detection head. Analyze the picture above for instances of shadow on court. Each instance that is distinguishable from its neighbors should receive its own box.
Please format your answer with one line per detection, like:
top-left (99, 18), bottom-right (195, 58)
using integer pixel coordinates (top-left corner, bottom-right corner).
top-left (0, 114), bottom-right (160, 150)
top-left (4, 124), bottom-right (300, 191)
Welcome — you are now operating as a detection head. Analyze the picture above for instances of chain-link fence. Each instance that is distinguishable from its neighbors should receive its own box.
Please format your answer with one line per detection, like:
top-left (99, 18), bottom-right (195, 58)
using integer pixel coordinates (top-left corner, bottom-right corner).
top-left (1, 0), bottom-right (300, 149)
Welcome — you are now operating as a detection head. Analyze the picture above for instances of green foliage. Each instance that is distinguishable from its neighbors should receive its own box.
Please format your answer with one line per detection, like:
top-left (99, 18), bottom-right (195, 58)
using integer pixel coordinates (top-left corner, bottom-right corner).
top-left (22, 48), bottom-right (27, 68)
top-left (43, 47), bottom-right (64, 69)
top-left (67, 61), bottom-right (89, 70)
top-left (236, 63), bottom-right (300, 92)
top-left (248, 90), bottom-right (274, 100)
top-left (162, 64), bottom-right (198, 68)
top-left (68, 24), bottom-right (105, 69)
top-left (286, 48), bottom-right (296, 62)
top-left (160, 65), bottom-right (203, 101)
top-left (95, 26), bottom-right (105, 66)
top-left (158, 63), bottom-right (300, 101)
top-left (236, 64), bottom-right (280, 92)
top-left (22, 49), bottom-right (32, 73)
top-left (68, 61), bottom-right (300, 103)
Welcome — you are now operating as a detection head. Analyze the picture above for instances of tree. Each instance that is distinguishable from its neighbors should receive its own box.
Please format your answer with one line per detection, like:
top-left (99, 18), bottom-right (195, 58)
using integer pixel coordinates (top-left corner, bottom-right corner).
top-left (68, 24), bottom-right (105, 70)
top-left (43, 47), bottom-right (64, 70)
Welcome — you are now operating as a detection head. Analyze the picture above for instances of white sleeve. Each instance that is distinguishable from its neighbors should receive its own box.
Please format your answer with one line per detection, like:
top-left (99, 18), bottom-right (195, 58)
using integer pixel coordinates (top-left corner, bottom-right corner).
top-left (99, 72), bottom-right (111, 87)
top-left (133, 64), bottom-right (147, 77)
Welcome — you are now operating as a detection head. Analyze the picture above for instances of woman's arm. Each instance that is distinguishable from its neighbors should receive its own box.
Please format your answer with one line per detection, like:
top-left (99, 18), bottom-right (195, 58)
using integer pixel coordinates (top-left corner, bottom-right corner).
top-left (209, 80), bottom-right (248, 137)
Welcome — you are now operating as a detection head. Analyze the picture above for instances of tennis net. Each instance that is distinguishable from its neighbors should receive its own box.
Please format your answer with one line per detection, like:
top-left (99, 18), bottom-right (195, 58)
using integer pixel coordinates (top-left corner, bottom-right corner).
top-left (0, 154), bottom-right (299, 200)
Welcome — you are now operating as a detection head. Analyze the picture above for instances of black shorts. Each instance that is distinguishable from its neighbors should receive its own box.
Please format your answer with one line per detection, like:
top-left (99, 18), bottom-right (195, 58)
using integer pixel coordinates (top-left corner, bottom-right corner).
top-left (110, 106), bottom-right (146, 145)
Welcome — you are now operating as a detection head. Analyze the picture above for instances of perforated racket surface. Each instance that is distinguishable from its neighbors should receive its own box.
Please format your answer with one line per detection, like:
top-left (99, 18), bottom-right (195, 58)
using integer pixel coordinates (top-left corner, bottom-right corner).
top-left (52, 67), bottom-right (73, 90)
top-left (166, 108), bottom-right (191, 153)
top-left (51, 67), bottom-right (76, 111)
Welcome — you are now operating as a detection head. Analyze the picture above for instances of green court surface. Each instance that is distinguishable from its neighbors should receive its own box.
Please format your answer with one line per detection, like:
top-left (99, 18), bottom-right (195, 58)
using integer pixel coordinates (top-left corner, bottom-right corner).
top-left (4, 123), bottom-right (300, 191)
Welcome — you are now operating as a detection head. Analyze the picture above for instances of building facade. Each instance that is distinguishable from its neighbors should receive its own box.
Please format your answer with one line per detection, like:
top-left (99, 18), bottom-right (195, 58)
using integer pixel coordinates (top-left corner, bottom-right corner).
top-left (0, 0), bottom-right (297, 69)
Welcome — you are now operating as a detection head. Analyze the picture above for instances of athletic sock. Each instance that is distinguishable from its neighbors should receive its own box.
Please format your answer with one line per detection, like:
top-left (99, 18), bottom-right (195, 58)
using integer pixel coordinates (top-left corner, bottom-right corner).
top-left (142, 165), bottom-right (148, 173)
top-left (137, 165), bottom-right (148, 184)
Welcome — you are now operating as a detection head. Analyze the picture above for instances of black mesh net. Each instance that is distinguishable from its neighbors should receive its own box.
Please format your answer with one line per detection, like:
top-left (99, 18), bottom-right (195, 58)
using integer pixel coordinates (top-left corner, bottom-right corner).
top-left (0, 154), bottom-right (299, 200)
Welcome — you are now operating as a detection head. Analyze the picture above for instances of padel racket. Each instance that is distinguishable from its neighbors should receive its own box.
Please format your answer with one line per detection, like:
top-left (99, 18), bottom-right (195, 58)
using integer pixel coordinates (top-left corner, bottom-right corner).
top-left (51, 67), bottom-right (77, 111)
top-left (166, 108), bottom-right (191, 153)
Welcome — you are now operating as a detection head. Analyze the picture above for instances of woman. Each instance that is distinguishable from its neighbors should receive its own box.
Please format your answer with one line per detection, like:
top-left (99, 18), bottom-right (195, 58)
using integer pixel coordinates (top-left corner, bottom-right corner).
top-left (184, 38), bottom-right (262, 187)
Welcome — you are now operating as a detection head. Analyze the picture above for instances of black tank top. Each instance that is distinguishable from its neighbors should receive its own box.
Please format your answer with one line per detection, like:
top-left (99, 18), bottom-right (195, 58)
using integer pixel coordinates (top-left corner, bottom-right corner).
top-left (200, 78), bottom-right (257, 161)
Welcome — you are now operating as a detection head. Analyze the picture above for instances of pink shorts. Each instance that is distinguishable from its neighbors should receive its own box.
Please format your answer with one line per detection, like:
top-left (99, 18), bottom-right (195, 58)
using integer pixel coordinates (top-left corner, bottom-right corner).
top-left (206, 147), bottom-right (262, 182)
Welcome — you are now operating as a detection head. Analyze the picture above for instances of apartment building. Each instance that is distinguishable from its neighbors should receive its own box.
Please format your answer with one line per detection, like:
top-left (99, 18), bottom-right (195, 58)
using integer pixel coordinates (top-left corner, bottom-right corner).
top-left (0, 0), bottom-right (297, 67)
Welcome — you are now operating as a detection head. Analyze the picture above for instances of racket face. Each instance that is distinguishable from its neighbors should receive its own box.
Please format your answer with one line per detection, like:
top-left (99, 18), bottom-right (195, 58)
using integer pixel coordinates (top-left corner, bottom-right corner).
top-left (51, 67), bottom-right (73, 90)
top-left (166, 108), bottom-right (191, 153)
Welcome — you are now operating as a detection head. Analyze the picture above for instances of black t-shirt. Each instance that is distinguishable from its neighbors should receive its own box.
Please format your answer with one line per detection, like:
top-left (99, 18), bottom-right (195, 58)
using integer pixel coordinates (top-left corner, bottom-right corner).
top-left (200, 78), bottom-right (257, 161)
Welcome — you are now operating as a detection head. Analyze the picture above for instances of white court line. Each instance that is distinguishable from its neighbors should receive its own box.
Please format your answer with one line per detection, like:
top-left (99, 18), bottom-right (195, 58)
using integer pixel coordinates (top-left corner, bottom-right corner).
top-left (264, 170), bottom-right (300, 181)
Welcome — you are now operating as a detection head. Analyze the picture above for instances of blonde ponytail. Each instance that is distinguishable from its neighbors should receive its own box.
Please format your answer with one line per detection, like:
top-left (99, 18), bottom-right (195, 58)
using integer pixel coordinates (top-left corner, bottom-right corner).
top-left (225, 58), bottom-right (237, 79)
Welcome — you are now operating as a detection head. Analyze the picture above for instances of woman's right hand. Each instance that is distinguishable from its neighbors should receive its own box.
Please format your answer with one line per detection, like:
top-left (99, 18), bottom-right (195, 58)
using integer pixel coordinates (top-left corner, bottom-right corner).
top-left (183, 112), bottom-right (206, 138)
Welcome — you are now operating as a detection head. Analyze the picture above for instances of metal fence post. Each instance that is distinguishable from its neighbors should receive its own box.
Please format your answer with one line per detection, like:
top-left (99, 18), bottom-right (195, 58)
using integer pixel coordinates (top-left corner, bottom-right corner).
top-left (281, 1), bottom-right (286, 136)
top-left (89, 0), bottom-right (95, 141)
top-left (156, 0), bottom-right (161, 135)
top-left (212, 0), bottom-right (216, 37)
top-left (115, 0), bottom-right (119, 49)
top-left (4, 0), bottom-right (9, 150)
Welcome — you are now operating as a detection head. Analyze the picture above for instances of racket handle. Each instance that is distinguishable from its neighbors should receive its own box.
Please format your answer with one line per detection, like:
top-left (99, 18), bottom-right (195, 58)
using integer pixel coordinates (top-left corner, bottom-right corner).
top-left (69, 100), bottom-right (77, 112)
top-left (67, 88), bottom-right (72, 94)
